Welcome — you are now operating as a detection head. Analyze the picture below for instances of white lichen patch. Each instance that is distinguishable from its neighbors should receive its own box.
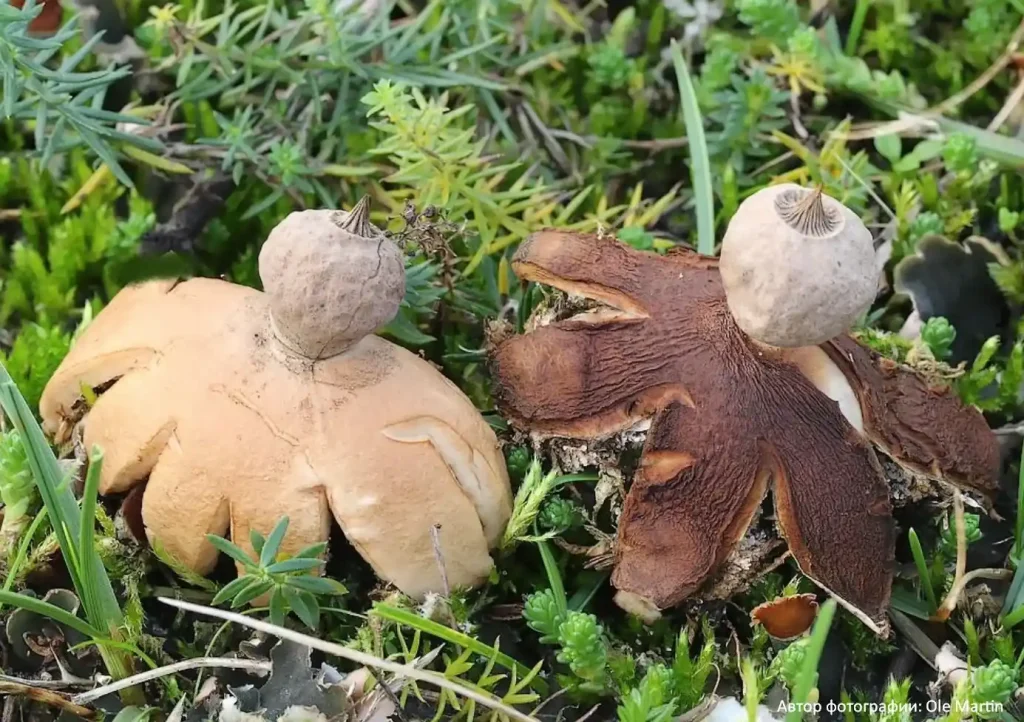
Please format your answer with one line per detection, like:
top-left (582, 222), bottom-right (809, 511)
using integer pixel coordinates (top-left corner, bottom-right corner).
top-left (881, 455), bottom-right (943, 506)
top-left (880, 453), bottom-right (990, 511)
top-left (963, 584), bottom-right (1002, 620)
top-left (277, 707), bottom-right (329, 722)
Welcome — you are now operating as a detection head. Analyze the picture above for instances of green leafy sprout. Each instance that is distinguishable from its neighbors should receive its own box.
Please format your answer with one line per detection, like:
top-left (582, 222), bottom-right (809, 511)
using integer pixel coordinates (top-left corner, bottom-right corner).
top-left (207, 516), bottom-right (347, 629)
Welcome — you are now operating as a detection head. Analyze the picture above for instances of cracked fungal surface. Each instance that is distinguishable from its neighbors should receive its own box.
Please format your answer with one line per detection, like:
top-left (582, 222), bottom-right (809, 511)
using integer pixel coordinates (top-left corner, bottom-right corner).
top-left (491, 230), bottom-right (999, 633)
top-left (259, 197), bottom-right (405, 359)
top-left (39, 200), bottom-right (512, 600)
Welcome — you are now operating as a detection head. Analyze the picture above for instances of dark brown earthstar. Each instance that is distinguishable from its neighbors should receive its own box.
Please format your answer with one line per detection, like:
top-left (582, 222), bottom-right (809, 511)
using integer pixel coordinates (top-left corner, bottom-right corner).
top-left (490, 187), bottom-right (999, 635)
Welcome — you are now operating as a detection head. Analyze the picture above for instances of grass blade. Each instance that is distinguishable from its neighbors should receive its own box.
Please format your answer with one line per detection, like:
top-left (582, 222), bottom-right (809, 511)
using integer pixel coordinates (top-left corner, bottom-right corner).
top-left (785, 598), bottom-right (837, 722)
top-left (933, 116), bottom-right (1024, 168)
top-left (0, 590), bottom-right (104, 639)
top-left (845, 0), bottom-right (871, 55)
top-left (1002, 600), bottom-right (1024, 630)
top-left (1002, 563), bottom-right (1024, 620)
top-left (537, 538), bottom-right (566, 615)
top-left (908, 528), bottom-right (938, 613)
top-left (78, 447), bottom-right (103, 629)
top-left (371, 603), bottom-right (547, 693)
top-left (889, 585), bottom-right (933, 620)
top-left (121, 145), bottom-right (193, 174)
top-left (0, 362), bottom-right (136, 690)
top-left (0, 365), bottom-right (85, 588)
top-left (670, 40), bottom-right (715, 256)
top-left (567, 570), bottom-right (607, 612)
top-left (1012, 441), bottom-right (1024, 565)
top-left (0, 507), bottom-right (48, 612)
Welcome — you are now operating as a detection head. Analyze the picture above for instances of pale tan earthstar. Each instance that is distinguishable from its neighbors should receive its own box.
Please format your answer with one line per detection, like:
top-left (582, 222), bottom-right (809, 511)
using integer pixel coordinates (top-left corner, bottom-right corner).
top-left (40, 198), bottom-right (513, 599)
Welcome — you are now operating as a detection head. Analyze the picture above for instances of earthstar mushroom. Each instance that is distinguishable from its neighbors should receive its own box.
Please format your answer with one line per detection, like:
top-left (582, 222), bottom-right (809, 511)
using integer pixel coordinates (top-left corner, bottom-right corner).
top-left (39, 199), bottom-right (513, 599)
top-left (490, 187), bottom-right (998, 634)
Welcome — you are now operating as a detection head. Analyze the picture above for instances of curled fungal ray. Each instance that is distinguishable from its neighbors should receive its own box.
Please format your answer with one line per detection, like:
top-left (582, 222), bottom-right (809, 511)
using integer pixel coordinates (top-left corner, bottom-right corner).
top-left (383, 417), bottom-right (512, 546)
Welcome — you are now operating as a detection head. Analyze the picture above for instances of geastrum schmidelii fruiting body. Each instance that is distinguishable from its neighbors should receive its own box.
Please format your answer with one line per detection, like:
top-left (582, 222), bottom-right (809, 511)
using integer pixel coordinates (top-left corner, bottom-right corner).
top-left (491, 184), bottom-right (999, 634)
top-left (39, 198), bottom-right (512, 599)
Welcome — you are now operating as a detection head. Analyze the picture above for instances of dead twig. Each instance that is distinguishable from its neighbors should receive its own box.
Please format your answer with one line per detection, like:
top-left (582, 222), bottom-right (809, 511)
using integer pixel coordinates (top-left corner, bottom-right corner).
top-left (934, 17), bottom-right (1024, 116)
top-left (989, 72), bottom-right (1024, 131)
top-left (935, 490), bottom-right (970, 621)
top-left (789, 91), bottom-right (810, 140)
top-left (541, 130), bottom-right (689, 152)
top-left (520, 102), bottom-right (571, 174)
top-left (575, 704), bottom-right (604, 722)
top-left (0, 680), bottom-right (97, 719)
top-left (748, 150), bottom-right (796, 178)
top-left (429, 523), bottom-right (451, 599)
top-left (839, 17), bottom-right (1024, 142)
top-left (139, 171), bottom-right (236, 255)
top-left (929, 491), bottom-right (1014, 623)
top-left (621, 137), bottom-right (689, 151)
top-left (73, 657), bottom-right (273, 704)
top-left (995, 420), bottom-right (1024, 436)
top-left (934, 568), bottom-right (1013, 622)
top-left (528, 687), bottom-right (569, 717)
top-left (0, 674), bottom-right (88, 690)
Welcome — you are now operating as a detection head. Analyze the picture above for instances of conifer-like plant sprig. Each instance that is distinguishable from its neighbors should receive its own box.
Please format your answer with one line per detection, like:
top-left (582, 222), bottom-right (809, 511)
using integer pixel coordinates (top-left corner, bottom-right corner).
top-left (0, 0), bottom-right (162, 184)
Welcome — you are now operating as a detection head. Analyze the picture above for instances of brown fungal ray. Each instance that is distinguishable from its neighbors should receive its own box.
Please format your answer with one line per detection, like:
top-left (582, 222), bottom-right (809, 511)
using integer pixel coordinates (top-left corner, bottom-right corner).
top-left (751, 593), bottom-right (819, 640)
top-left (822, 336), bottom-right (1000, 498)
top-left (492, 230), bottom-right (996, 632)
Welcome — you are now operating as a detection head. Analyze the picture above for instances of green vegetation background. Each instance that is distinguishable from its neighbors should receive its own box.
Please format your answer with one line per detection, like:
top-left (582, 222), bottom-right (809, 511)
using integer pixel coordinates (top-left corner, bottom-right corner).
top-left (6, 0), bottom-right (1024, 720)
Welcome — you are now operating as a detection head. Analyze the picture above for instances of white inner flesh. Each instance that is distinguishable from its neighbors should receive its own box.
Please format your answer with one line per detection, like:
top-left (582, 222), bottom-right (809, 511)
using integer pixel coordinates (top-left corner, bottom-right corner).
top-left (782, 346), bottom-right (864, 433)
